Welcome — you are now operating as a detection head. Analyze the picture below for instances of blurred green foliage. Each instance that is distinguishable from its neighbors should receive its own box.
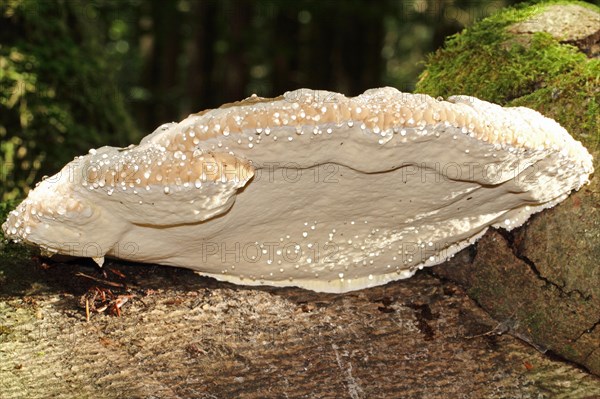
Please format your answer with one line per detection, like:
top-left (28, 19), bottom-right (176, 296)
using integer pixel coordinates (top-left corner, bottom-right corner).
top-left (0, 0), bottom-right (136, 201)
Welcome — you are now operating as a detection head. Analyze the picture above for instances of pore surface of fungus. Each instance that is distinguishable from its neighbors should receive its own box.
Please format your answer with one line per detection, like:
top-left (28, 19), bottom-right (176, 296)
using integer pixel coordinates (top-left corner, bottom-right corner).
top-left (2, 88), bottom-right (594, 293)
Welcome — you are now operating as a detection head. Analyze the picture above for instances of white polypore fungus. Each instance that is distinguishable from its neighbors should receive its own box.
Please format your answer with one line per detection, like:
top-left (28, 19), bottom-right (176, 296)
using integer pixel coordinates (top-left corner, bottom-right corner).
top-left (2, 88), bottom-right (594, 293)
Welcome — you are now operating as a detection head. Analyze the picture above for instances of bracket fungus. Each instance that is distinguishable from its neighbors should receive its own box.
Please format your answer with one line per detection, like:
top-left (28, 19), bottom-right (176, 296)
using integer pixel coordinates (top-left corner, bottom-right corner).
top-left (2, 88), bottom-right (594, 293)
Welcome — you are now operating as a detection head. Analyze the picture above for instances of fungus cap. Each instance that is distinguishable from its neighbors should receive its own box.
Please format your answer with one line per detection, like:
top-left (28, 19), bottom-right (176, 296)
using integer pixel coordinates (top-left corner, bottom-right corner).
top-left (2, 88), bottom-right (594, 293)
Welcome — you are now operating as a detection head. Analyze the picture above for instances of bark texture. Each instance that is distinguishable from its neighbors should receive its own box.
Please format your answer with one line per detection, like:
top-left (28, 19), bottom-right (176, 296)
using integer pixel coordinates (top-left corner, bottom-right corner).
top-left (0, 257), bottom-right (599, 398)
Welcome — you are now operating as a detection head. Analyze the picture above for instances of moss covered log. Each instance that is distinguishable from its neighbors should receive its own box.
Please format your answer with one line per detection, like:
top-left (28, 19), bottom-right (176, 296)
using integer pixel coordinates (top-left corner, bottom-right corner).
top-left (417, 0), bottom-right (600, 375)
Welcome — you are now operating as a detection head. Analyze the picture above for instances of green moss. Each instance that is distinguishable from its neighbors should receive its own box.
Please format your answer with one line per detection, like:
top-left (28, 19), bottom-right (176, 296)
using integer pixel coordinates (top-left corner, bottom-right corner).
top-left (416, 0), bottom-right (599, 151)
top-left (510, 58), bottom-right (600, 151)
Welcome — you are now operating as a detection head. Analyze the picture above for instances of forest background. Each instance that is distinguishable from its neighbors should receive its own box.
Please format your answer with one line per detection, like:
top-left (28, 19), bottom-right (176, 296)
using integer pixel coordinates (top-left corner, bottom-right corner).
top-left (1, 0), bottom-right (597, 200)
